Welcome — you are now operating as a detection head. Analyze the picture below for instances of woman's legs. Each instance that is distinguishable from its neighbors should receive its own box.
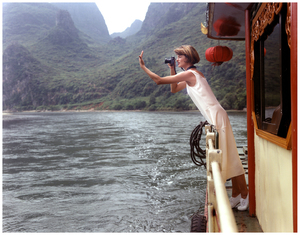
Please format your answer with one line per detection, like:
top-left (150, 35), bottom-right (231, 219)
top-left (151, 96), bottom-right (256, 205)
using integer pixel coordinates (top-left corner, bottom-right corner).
top-left (231, 174), bottom-right (248, 199)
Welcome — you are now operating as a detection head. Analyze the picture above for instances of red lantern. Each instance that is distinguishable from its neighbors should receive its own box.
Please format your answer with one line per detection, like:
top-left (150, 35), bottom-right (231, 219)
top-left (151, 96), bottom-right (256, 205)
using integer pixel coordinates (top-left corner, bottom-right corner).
top-left (213, 16), bottom-right (241, 37)
top-left (205, 46), bottom-right (233, 66)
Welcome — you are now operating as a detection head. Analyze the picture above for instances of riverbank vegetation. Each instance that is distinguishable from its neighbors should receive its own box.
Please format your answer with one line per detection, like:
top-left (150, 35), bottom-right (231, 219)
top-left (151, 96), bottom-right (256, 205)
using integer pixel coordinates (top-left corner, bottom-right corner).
top-left (3, 2), bottom-right (247, 112)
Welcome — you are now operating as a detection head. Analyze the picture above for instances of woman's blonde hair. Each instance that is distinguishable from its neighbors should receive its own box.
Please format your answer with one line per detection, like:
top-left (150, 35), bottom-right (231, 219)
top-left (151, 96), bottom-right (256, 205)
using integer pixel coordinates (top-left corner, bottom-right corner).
top-left (174, 45), bottom-right (200, 64)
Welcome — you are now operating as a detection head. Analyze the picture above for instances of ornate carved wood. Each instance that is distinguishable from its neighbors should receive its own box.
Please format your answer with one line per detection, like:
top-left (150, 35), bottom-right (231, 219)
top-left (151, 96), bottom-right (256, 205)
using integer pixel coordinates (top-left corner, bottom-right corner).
top-left (286, 3), bottom-right (291, 48)
top-left (250, 3), bottom-right (283, 78)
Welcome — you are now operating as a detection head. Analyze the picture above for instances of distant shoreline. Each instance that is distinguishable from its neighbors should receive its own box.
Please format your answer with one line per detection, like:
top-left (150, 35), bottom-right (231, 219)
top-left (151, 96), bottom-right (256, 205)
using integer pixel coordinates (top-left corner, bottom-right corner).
top-left (3, 109), bottom-right (247, 114)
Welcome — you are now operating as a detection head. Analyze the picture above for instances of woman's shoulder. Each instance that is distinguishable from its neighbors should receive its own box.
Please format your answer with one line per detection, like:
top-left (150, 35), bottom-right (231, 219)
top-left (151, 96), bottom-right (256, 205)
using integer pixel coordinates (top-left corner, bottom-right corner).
top-left (188, 69), bottom-right (205, 79)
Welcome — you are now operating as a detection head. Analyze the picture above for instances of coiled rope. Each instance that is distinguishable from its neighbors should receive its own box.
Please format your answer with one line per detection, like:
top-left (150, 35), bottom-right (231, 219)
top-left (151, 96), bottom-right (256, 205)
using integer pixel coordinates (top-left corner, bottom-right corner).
top-left (190, 120), bottom-right (209, 168)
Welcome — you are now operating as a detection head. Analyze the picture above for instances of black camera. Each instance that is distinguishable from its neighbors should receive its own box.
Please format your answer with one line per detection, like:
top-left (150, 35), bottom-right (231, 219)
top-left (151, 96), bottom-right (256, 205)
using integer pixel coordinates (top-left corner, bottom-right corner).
top-left (165, 57), bottom-right (175, 66)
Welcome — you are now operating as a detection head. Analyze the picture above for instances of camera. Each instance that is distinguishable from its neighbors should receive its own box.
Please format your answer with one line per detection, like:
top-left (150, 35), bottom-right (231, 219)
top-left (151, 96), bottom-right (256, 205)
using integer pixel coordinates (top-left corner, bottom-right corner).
top-left (164, 57), bottom-right (175, 66)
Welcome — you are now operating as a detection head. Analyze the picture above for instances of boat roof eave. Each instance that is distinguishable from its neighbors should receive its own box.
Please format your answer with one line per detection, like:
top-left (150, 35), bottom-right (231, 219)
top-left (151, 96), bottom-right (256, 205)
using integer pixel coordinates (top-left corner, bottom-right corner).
top-left (207, 2), bottom-right (254, 41)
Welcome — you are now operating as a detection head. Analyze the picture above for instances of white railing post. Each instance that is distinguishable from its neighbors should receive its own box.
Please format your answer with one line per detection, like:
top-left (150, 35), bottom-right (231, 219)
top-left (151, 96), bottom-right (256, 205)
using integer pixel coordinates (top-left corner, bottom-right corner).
top-left (205, 125), bottom-right (238, 233)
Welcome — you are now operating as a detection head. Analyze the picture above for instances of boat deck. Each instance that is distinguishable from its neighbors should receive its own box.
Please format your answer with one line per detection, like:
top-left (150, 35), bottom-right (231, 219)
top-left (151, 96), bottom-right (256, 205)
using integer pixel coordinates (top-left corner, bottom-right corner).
top-left (225, 147), bottom-right (263, 232)
top-left (225, 186), bottom-right (262, 232)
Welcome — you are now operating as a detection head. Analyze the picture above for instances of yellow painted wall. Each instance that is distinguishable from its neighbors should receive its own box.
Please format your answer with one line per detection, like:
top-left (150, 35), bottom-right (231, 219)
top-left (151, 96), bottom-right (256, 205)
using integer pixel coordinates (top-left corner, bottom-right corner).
top-left (254, 133), bottom-right (293, 232)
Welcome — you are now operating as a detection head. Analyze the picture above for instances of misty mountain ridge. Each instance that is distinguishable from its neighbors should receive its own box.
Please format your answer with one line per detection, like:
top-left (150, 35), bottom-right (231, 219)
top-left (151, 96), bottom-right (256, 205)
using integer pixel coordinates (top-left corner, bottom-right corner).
top-left (3, 2), bottom-right (247, 112)
top-left (111, 20), bottom-right (143, 39)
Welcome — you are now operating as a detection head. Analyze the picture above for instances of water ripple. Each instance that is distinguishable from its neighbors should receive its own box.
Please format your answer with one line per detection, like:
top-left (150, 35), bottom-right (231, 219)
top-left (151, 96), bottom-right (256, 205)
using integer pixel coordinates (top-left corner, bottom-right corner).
top-left (3, 111), bottom-right (247, 232)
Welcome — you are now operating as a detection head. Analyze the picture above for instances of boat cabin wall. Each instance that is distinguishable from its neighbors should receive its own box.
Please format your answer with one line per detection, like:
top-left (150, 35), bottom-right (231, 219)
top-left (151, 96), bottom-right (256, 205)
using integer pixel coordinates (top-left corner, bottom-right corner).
top-left (254, 132), bottom-right (293, 232)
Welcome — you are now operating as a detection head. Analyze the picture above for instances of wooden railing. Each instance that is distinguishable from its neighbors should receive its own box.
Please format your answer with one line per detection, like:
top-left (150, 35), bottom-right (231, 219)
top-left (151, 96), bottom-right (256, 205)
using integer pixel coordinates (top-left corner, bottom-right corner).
top-left (205, 125), bottom-right (238, 233)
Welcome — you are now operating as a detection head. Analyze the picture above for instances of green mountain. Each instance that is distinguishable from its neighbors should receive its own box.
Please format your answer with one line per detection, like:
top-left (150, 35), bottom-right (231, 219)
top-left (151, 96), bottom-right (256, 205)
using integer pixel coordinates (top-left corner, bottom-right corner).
top-left (50, 2), bottom-right (111, 44)
top-left (3, 2), bottom-right (246, 112)
top-left (111, 20), bottom-right (142, 39)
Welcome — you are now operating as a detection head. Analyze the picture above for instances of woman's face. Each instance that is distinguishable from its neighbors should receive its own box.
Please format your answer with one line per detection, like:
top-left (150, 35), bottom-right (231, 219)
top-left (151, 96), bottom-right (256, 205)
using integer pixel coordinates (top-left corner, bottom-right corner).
top-left (176, 54), bottom-right (188, 67)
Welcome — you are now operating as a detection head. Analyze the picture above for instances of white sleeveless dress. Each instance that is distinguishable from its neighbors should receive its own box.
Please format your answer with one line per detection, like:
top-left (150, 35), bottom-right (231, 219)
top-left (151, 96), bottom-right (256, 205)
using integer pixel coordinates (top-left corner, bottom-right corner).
top-left (186, 70), bottom-right (245, 182)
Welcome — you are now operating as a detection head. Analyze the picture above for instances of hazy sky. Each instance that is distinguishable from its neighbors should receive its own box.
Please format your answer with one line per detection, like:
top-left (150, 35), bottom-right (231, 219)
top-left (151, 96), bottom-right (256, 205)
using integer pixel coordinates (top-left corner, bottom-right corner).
top-left (96, 0), bottom-right (199, 35)
top-left (96, 1), bottom-right (151, 35)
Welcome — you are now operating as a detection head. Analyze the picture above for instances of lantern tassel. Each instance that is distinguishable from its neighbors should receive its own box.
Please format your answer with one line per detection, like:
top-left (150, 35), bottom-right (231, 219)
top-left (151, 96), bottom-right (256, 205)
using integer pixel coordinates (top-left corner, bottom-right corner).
top-left (212, 62), bottom-right (224, 66)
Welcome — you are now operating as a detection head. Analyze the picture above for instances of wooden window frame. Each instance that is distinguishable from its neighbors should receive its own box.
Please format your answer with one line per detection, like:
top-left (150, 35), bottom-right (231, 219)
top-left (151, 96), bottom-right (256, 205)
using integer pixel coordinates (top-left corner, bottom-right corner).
top-left (250, 3), bottom-right (292, 150)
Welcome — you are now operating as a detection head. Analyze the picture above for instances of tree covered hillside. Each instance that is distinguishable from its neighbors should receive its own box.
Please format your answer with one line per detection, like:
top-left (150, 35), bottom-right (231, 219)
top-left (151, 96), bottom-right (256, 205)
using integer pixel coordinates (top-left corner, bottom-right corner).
top-left (3, 2), bottom-right (246, 112)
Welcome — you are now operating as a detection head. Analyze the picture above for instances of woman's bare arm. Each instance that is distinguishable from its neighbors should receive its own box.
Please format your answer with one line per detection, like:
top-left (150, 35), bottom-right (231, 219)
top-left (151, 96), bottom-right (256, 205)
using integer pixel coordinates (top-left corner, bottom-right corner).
top-left (139, 51), bottom-right (193, 92)
top-left (170, 81), bottom-right (186, 93)
top-left (169, 65), bottom-right (186, 93)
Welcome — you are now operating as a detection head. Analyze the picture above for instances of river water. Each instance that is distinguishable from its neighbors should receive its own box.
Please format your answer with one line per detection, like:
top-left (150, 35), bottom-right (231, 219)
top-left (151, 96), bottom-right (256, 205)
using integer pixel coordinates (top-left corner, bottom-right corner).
top-left (2, 111), bottom-right (247, 232)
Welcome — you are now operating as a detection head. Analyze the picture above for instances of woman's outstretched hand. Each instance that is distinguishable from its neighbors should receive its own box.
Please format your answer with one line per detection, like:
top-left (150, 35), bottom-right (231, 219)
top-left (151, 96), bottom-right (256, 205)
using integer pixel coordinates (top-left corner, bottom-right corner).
top-left (139, 51), bottom-right (145, 68)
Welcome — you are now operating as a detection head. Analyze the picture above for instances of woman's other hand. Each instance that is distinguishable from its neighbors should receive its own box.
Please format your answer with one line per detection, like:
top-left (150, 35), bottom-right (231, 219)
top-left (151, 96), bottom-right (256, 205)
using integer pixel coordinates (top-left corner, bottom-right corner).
top-left (139, 51), bottom-right (145, 68)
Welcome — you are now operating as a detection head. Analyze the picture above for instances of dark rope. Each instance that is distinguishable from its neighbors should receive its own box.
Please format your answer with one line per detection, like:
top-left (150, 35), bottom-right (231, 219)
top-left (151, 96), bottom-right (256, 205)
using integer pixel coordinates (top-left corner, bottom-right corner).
top-left (190, 120), bottom-right (209, 168)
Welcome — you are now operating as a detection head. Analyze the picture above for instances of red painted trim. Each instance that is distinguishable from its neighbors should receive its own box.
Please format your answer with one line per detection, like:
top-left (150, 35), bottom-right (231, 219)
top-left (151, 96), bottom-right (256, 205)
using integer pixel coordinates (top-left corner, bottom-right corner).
top-left (245, 9), bottom-right (256, 216)
top-left (290, 3), bottom-right (297, 233)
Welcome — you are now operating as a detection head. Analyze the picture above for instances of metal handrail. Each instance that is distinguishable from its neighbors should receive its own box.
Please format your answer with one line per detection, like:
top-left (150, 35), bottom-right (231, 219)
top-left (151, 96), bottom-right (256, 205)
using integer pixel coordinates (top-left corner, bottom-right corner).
top-left (206, 125), bottom-right (238, 233)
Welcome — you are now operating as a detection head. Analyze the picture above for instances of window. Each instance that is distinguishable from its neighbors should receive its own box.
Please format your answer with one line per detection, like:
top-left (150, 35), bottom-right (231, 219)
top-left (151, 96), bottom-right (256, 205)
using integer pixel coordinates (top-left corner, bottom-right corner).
top-left (251, 3), bottom-right (291, 148)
